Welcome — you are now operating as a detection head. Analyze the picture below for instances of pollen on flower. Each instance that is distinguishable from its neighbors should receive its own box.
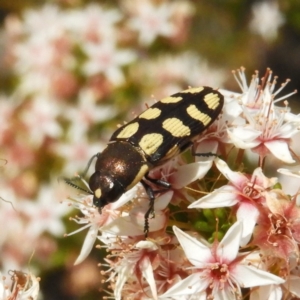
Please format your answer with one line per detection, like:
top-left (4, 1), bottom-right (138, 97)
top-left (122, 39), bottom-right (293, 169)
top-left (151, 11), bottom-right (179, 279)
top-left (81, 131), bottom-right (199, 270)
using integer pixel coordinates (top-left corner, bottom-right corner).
top-left (243, 182), bottom-right (261, 199)
top-left (209, 263), bottom-right (231, 288)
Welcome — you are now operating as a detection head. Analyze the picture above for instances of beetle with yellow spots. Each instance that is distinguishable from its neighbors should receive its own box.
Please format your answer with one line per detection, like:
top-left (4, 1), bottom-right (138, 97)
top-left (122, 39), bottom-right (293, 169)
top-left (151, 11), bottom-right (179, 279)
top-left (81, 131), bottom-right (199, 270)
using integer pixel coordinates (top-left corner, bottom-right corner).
top-left (65, 86), bottom-right (224, 235)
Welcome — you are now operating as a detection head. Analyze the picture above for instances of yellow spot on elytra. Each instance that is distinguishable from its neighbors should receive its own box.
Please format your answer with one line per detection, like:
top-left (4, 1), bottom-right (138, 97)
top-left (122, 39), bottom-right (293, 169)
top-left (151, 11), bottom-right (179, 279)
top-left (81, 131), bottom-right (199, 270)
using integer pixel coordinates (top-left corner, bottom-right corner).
top-left (128, 164), bottom-right (149, 189)
top-left (186, 105), bottom-right (211, 125)
top-left (162, 118), bottom-right (191, 137)
top-left (139, 108), bottom-right (161, 120)
top-left (160, 96), bottom-right (183, 103)
top-left (181, 87), bottom-right (204, 94)
top-left (117, 122), bottom-right (139, 139)
top-left (204, 93), bottom-right (221, 110)
top-left (94, 188), bottom-right (102, 199)
top-left (139, 133), bottom-right (164, 155)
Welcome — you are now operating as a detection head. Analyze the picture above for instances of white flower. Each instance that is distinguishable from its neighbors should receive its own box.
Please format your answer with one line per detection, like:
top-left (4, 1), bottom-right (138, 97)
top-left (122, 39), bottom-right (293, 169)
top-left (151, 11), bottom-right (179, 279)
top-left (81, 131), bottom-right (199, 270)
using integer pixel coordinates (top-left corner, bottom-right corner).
top-left (54, 137), bottom-right (104, 175)
top-left (82, 41), bottom-right (136, 85)
top-left (113, 240), bottom-right (159, 300)
top-left (68, 191), bottom-right (125, 265)
top-left (20, 96), bottom-right (62, 146)
top-left (126, 0), bottom-right (176, 45)
top-left (22, 4), bottom-right (64, 38)
top-left (65, 88), bottom-right (116, 138)
top-left (249, 1), bottom-right (285, 41)
top-left (133, 52), bottom-right (226, 96)
top-left (227, 68), bottom-right (299, 164)
top-left (0, 270), bottom-right (40, 300)
top-left (160, 222), bottom-right (284, 299)
top-left (0, 95), bottom-right (15, 144)
top-left (20, 186), bottom-right (71, 238)
top-left (189, 158), bottom-right (277, 245)
top-left (64, 4), bottom-right (122, 42)
top-left (67, 185), bottom-right (151, 264)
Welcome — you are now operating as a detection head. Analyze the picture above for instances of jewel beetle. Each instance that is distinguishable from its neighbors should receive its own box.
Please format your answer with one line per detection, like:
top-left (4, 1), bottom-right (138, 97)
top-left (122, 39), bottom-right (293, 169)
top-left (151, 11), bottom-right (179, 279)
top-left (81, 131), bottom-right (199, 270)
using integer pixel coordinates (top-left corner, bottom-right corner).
top-left (66, 86), bottom-right (224, 235)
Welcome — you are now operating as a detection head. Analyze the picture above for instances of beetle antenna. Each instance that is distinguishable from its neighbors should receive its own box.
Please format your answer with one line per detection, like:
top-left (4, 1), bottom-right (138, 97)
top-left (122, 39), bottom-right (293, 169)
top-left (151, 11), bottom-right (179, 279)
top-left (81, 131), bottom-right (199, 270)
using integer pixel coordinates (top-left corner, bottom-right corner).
top-left (81, 153), bottom-right (99, 177)
top-left (64, 178), bottom-right (93, 195)
top-left (58, 152), bottom-right (100, 196)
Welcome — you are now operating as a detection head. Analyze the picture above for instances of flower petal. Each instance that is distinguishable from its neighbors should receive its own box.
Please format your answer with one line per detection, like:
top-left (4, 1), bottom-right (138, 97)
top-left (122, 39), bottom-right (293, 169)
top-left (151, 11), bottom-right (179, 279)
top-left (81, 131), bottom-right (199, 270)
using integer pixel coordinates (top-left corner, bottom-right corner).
top-left (220, 93), bottom-right (243, 117)
top-left (74, 223), bottom-right (98, 265)
top-left (189, 185), bottom-right (238, 209)
top-left (160, 273), bottom-right (209, 298)
top-left (284, 275), bottom-right (300, 297)
top-left (215, 158), bottom-right (248, 185)
top-left (252, 167), bottom-right (278, 188)
top-left (130, 205), bottom-right (167, 233)
top-left (277, 168), bottom-right (300, 178)
top-left (214, 288), bottom-right (235, 300)
top-left (217, 221), bottom-right (242, 262)
top-left (171, 161), bottom-right (213, 189)
top-left (264, 140), bottom-right (295, 163)
top-left (111, 185), bottom-right (139, 209)
top-left (153, 190), bottom-right (173, 210)
top-left (249, 284), bottom-right (283, 300)
top-left (277, 121), bottom-right (300, 138)
top-left (173, 226), bottom-right (211, 266)
top-left (114, 264), bottom-right (132, 300)
top-left (101, 214), bottom-right (144, 236)
top-left (236, 203), bottom-right (259, 246)
top-left (140, 256), bottom-right (157, 300)
top-left (227, 127), bottom-right (261, 148)
top-left (136, 240), bottom-right (158, 251)
top-left (233, 265), bottom-right (285, 288)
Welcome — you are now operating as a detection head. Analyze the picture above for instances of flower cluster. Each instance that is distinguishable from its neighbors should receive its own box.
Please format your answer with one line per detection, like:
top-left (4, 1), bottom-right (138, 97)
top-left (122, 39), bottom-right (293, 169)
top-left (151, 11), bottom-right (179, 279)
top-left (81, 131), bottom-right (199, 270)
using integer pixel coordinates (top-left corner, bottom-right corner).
top-left (1, 0), bottom-right (209, 276)
top-left (0, 0), bottom-right (293, 299)
top-left (0, 270), bottom-right (40, 300)
top-left (67, 68), bottom-right (300, 299)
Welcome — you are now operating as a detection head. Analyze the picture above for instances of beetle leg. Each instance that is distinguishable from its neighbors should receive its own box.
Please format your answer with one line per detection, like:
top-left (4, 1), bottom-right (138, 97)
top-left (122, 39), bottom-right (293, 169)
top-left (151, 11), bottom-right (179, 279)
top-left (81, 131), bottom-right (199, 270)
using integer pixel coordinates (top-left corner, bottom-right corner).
top-left (145, 173), bottom-right (171, 189)
top-left (141, 179), bottom-right (156, 237)
top-left (191, 144), bottom-right (218, 158)
top-left (141, 172), bottom-right (173, 237)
